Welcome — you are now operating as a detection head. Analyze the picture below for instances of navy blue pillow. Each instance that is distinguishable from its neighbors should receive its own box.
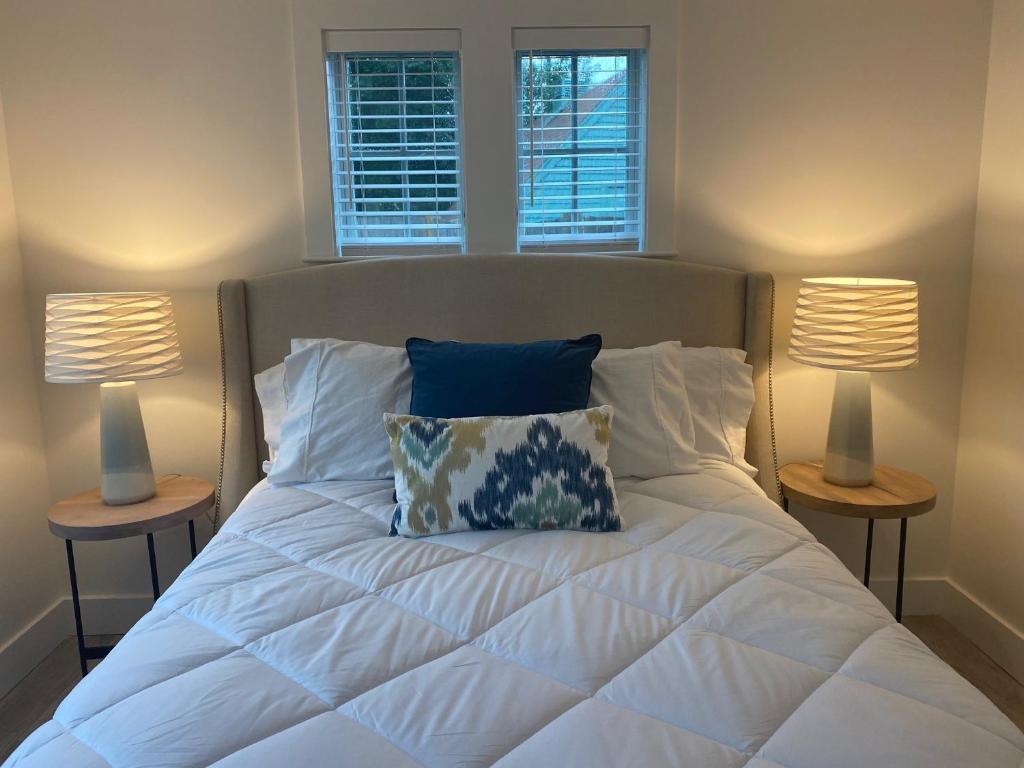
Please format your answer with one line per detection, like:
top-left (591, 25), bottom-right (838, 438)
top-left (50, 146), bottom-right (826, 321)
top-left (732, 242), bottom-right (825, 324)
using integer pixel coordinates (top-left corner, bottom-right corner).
top-left (406, 335), bottom-right (602, 418)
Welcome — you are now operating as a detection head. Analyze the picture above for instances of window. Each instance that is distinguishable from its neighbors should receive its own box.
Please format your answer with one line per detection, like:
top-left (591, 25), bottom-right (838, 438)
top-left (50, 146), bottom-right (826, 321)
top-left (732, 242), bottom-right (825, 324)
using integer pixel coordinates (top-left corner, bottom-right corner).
top-left (515, 49), bottom-right (646, 250)
top-left (298, 24), bottom-right (667, 258)
top-left (325, 51), bottom-right (464, 252)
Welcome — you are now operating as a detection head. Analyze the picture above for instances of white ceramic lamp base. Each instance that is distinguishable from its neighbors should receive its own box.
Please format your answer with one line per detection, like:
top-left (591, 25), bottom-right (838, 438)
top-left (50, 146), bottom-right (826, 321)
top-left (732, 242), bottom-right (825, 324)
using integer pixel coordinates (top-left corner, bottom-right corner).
top-left (100, 381), bottom-right (156, 505)
top-left (823, 370), bottom-right (875, 487)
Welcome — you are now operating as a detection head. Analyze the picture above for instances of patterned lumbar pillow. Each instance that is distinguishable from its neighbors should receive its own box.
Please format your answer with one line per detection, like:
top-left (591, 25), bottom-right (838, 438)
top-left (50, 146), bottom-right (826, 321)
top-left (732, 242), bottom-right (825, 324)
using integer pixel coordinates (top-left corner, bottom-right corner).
top-left (384, 406), bottom-right (621, 537)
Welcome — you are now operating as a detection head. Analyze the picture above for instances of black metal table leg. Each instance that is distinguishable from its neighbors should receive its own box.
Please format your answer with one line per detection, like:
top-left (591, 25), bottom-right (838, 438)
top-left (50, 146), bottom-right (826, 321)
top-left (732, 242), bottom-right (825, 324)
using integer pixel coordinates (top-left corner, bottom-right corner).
top-left (65, 540), bottom-right (87, 677)
top-left (895, 517), bottom-right (908, 622)
top-left (863, 518), bottom-right (874, 587)
top-left (146, 533), bottom-right (160, 600)
top-left (188, 519), bottom-right (197, 560)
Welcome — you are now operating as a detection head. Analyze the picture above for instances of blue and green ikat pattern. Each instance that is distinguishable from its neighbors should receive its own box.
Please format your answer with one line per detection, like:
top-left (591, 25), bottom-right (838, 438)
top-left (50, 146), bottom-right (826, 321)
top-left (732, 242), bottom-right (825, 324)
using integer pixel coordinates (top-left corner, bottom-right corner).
top-left (384, 407), bottom-right (620, 537)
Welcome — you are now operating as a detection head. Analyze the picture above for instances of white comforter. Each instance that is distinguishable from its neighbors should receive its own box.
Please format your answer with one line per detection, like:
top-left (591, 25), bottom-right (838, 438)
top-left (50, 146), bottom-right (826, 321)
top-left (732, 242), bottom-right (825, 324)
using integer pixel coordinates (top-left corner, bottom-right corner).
top-left (6, 463), bottom-right (1023, 767)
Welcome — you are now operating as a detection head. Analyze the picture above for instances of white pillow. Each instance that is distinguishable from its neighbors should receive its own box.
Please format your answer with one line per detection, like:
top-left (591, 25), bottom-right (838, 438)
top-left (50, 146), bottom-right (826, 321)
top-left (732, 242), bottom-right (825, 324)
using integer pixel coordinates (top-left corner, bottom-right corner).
top-left (268, 339), bottom-right (412, 484)
top-left (588, 342), bottom-right (702, 478)
top-left (254, 339), bottom-right (407, 474)
top-left (254, 362), bottom-right (286, 469)
top-left (680, 347), bottom-right (756, 476)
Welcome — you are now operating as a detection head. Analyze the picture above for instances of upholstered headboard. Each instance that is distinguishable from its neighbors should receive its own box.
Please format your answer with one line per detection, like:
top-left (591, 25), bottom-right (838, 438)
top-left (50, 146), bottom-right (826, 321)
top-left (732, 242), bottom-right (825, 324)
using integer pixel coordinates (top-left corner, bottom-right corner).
top-left (216, 254), bottom-right (780, 526)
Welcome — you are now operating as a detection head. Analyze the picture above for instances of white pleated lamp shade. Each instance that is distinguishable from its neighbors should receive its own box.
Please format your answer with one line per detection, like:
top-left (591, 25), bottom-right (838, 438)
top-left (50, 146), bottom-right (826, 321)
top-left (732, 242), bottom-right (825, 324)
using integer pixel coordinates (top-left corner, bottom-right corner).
top-left (45, 292), bottom-right (184, 383)
top-left (789, 277), bottom-right (919, 371)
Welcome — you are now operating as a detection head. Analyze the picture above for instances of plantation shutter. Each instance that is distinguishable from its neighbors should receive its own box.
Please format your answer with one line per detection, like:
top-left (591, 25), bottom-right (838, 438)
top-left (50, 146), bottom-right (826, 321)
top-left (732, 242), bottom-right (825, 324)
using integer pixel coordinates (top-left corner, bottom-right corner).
top-left (514, 49), bottom-right (646, 250)
top-left (325, 50), bottom-right (464, 250)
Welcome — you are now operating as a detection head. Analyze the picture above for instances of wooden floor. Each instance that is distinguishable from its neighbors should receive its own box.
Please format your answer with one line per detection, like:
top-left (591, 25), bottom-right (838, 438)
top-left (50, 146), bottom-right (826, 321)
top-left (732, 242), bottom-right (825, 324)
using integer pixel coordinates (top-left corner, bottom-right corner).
top-left (1, 619), bottom-right (1021, 762)
top-left (903, 615), bottom-right (1024, 730)
top-left (0, 634), bottom-right (121, 763)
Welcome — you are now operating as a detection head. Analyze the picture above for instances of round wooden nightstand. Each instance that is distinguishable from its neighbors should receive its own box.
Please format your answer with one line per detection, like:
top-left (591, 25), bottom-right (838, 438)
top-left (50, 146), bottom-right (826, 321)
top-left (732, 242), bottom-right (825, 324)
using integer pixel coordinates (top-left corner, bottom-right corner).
top-left (779, 461), bottom-right (936, 622)
top-left (48, 474), bottom-right (215, 676)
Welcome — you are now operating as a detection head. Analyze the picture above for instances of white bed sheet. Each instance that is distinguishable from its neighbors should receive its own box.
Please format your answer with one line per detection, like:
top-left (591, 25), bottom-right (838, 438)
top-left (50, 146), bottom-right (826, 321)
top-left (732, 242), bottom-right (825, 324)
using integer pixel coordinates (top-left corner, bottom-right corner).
top-left (5, 461), bottom-right (1022, 767)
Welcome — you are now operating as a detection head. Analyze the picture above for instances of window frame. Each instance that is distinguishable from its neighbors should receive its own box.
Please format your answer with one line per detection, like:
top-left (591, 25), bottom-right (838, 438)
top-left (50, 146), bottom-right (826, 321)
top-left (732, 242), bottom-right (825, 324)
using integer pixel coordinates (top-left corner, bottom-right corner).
top-left (327, 51), bottom-right (466, 255)
top-left (513, 48), bottom-right (647, 252)
top-left (325, 47), bottom-right (466, 258)
top-left (292, 13), bottom-right (674, 261)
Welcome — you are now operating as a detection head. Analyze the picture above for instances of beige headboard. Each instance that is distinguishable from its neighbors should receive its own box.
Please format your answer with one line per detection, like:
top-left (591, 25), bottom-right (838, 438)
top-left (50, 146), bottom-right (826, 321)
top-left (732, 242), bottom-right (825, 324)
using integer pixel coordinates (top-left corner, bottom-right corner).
top-left (216, 254), bottom-right (780, 527)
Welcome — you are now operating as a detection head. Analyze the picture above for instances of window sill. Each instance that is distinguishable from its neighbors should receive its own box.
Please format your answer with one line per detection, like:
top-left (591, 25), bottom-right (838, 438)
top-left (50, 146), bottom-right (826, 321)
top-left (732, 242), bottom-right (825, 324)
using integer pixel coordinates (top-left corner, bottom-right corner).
top-left (303, 243), bottom-right (465, 263)
top-left (517, 240), bottom-right (642, 255)
top-left (303, 249), bottom-right (678, 265)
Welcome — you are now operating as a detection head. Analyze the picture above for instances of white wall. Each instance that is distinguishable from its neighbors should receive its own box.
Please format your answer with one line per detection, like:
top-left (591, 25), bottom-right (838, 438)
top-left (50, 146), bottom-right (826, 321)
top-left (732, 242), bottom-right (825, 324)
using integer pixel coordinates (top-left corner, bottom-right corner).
top-left (0, 0), bottom-right (306, 597)
top-left (291, 0), bottom-right (678, 258)
top-left (0, 0), bottom-right (1006, 664)
top-left (675, 0), bottom-right (993, 591)
top-left (950, 0), bottom-right (1024, 660)
top-left (0, 87), bottom-right (63, 662)
top-left (0, 0), bottom-right (680, 599)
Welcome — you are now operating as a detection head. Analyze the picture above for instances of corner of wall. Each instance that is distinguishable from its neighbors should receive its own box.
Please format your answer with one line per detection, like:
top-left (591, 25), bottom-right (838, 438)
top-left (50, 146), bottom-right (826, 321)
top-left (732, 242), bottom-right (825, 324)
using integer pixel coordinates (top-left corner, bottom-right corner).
top-left (0, 84), bottom-right (67, 684)
top-left (947, 0), bottom-right (1024, 674)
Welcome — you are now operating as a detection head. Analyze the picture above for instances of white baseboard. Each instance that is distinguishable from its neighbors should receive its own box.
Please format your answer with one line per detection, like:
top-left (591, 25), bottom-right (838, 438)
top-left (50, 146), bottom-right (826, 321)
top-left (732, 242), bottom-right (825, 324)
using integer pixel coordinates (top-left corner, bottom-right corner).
top-left (0, 598), bottom-right (69, 700)
top-left (869, 576), bottom-right (1024, 683)
top-left (941, 579), bottom-right (1024, 685)
top-left (867, 576), bottom-right (953, 616)
top-left (73, 594), bottom-right (153, 635)
top-left (2, 579), bottom-right (1021, 702)
top-left (0, 594), bottom-right (151, 699)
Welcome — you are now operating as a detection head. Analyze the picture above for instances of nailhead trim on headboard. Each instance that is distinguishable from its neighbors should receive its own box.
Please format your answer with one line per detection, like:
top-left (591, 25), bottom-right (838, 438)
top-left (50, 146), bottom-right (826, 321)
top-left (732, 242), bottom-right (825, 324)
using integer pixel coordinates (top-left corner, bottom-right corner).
top-left (767, 273), bottom-right (783, 505)
top-left (214, 282), bottom-right (228, 532)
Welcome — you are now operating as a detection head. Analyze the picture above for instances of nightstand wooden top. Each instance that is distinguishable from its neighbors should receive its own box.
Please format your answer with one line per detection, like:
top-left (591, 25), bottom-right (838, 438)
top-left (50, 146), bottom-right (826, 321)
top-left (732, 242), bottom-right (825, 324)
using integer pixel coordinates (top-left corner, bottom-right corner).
top-left (48, 475), bottom-right (215, 541)
top-left (779, 461), bottom-right (936, 520)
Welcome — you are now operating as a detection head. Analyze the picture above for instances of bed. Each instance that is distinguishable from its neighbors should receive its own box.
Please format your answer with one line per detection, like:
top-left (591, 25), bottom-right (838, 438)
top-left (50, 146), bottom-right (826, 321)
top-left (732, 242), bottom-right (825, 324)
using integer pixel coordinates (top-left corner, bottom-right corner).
top-left (6, 255), bottom-right (1022, 767)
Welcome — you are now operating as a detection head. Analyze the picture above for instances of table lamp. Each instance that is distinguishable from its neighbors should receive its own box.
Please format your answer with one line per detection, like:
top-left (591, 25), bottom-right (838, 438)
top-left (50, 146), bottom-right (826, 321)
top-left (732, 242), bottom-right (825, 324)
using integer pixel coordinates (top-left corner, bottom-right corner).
top-left (45, 292), bottom-right (183, 505)
top-left (788, 277), bottom-right (918, 487)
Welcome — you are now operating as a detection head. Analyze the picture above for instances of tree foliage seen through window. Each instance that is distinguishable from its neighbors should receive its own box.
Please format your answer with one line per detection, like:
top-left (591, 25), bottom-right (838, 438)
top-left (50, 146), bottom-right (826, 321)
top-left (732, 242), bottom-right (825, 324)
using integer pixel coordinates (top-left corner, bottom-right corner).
top-left (327, 52), bottom-right (463, 245)
top-left (516, 51), bottom-right (645, 246)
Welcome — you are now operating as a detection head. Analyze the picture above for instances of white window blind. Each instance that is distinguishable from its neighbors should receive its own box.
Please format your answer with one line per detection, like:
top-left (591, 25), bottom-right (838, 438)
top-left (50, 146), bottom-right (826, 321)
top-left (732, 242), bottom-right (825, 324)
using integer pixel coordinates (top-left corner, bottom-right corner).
top-left (515, 49), bottom-right (646, 249)
top-left (325, 51), bottom-right (464, 251)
